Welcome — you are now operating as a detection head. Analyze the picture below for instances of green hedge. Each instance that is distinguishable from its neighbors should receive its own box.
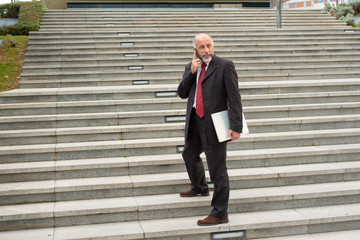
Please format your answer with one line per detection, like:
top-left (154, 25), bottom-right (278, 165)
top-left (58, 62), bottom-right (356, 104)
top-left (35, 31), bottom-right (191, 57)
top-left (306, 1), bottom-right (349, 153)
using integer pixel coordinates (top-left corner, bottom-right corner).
top-left (0, 1), bottom-right (42, 36)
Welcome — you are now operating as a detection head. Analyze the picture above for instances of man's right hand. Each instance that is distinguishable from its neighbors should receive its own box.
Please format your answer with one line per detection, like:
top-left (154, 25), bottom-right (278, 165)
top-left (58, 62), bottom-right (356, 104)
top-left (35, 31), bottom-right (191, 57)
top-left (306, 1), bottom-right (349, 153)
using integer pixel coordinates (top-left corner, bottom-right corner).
top-left (191, 50), bottom-right (202, 74)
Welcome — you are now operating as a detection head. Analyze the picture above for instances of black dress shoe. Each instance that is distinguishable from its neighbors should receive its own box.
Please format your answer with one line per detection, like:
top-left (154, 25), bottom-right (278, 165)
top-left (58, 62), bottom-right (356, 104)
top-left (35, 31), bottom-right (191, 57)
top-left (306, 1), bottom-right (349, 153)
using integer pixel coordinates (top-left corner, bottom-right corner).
top-left (180, 189), bottom-right (210, 197)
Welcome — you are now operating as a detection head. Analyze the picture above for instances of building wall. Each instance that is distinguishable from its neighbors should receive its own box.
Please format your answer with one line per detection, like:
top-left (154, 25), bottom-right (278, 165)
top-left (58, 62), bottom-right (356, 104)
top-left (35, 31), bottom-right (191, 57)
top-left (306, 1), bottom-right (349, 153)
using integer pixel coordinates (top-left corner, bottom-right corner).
top-left (44, 0), bottom-right (67, 9)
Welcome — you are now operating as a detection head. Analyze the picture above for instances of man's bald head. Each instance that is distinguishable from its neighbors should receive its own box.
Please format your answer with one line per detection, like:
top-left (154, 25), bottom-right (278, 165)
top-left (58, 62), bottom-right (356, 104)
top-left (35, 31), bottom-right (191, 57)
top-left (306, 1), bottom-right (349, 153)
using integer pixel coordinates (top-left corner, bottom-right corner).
top-left (193, 33), bottom-right (214, 48)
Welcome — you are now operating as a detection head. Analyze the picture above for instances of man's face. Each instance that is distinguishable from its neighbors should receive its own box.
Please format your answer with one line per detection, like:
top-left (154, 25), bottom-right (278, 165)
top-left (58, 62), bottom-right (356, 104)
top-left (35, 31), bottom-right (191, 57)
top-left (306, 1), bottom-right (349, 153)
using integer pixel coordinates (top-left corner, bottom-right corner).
top-left (195, 35), bottom-right (214, 63)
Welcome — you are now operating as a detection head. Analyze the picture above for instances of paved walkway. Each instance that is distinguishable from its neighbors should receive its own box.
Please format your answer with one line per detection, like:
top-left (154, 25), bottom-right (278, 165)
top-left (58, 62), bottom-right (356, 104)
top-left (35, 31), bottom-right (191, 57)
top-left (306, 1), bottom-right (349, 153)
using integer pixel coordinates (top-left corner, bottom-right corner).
top-left (0, 18), bottom-right (18, 26)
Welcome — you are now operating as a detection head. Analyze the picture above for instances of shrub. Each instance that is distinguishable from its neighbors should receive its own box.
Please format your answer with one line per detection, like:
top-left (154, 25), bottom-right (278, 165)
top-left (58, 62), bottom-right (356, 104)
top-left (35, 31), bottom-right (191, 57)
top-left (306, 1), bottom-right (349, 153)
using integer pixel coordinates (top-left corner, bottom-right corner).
top-left (0, 2), bottom-right (42, 36)
top-left (340, 13), bottom-right (355, 26)
top-left (336, 6), bottom-right (354, 19)
top-left (345, 14), bottom-right (355, 26)
top-left (348, 0), bottom-right (360, 16)
top-left (326, 3), bottom-right (340, 16)
top-left (324, 3), bottom-right (332, 13)
top-left (5, 34), bottom-right (16, 47)
top-left (339, 3), bottom-right (348, 8)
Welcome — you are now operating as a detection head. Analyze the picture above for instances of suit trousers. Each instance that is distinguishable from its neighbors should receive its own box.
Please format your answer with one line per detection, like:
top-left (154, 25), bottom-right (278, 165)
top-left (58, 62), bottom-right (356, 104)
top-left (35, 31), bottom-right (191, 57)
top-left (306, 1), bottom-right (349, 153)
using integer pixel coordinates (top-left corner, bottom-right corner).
top-left (182, 108), bottom-right (229, 219)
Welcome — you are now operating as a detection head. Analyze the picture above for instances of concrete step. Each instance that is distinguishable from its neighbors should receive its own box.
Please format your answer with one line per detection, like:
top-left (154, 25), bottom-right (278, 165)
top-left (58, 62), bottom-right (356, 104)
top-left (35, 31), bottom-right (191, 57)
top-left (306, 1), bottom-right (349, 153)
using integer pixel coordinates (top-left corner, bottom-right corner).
top-left (1, 128), bottom-right (360, 163)
top-left (40, 16), bottom-right (337, 21)
top-left (40, 11), bottom-right (332, 16)
top-left (0, 201), bottom-right (360, 238)
top-left (252, 229), bottom-right (360, 240)
top-left (38, 18), bottom-right (340, 25)
top-left (39, 10), bottom-right (330, 17)
top-left (1, 101), bottom-right (359, 130)
top-left (26, 35), bottom-right (360, 45)
top-left (22, 52), bottom-right (360, 65)
top-left (24, 42), bottom-right (360, 52)
top-left (1, 158), bottom-right (359, 204)
top-left (17, 73), bottom-right (360, 88)
top-left (37, 20), bottom-right (347, 29)
top-left (21, 63), bottom-right (360, 75)
top-left (39, 13), bottom-right (336, 18)
top-left (240, 71), bottom-right (360, 82)
top-left (32, 21), bottom-right (351, 30)
top-left (22, 55), bottom-right (360, 66)
top-left (37, 25), bottom-right (350, 32)
top-left (2, 79), bottom-right (360, 103)
top-left (28, 29), bottom-right (360, 40)
top-left (38, 26), bottom-right (345, 32)
top-left (239, 64), bottom-right (360, 75)
top-left (23, 47), bottom-right (360, 59)
top-left (36, 20), bottom-right (346, 29)
top-left (19, 66), bottom-right (360, 81)
top-left (18, 66), bottom-right (360, 84)
top-left (19, 76), bottom-right (181, 88)
top-left (2, 114), bottom-right (360, 146)
top-left (23, 42), bottom-right (360, 53)
top-left (37, 9), bottom-right (330, 14)
top-left (0, 123), bottom-right (184, 146)
top-left (21, 58), bottom-right (360, 71)
top-left (18, 69), bottom-right (360, 86)
top-left (39, 13), bottom-right (335, 19)
top-left (1, 180), bottom-right (360, 231)
top-left (2, 91), bottom-right (359, 116)
top-left (0, 143), bottom-right (359, 183)
top-left (35, 22), bottom-right (353, 31)
top-left (2, 228), bottom-right (360, 240)
top-left (39, 13), bottom-right (338, 18)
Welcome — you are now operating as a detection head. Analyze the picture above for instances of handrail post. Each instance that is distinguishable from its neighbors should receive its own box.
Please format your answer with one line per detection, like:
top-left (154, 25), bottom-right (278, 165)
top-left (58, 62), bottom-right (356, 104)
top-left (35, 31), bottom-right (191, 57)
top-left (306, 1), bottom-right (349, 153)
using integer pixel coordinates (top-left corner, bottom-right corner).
top-left (276, 0), bottom-right (282, 28)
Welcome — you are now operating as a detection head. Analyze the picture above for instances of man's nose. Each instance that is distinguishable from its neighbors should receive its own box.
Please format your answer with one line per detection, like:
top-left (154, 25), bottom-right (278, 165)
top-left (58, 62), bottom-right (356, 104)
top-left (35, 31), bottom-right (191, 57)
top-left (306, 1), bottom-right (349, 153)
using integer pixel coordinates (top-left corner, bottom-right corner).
top-left (204, 46), bottom-right (209, 52)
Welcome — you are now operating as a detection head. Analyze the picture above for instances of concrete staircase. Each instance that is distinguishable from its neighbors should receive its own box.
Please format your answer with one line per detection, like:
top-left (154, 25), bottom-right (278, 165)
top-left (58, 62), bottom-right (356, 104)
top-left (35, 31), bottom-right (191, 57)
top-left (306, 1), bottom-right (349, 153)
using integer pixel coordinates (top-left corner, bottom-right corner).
top-left (0, 8), bottom-right (360, 239)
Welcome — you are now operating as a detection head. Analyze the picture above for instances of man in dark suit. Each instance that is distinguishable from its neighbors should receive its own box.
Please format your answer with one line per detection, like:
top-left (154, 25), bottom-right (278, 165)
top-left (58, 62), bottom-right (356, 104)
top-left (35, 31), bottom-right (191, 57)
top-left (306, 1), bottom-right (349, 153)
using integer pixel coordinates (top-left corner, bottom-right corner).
top-left (177, 33), bottom-right (243, 226)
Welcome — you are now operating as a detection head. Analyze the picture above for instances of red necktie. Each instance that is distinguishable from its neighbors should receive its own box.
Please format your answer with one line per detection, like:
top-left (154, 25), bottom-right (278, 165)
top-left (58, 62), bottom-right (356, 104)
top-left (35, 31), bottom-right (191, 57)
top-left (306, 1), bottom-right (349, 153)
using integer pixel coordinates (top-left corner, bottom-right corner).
top-left (196, 63), bottom-right (207, 118)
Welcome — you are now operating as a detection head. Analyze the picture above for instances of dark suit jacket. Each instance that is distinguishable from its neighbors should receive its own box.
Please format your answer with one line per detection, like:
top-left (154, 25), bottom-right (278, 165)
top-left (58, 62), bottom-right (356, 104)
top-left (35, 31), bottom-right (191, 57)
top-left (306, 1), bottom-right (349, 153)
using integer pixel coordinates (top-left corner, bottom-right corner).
top-left (177, 55), bottom-right (243, 144)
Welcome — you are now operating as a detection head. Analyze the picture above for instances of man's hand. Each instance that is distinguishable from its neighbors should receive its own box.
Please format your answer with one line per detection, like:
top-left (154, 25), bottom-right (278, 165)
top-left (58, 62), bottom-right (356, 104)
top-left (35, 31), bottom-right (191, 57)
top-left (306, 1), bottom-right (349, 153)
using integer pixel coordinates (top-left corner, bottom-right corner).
top-left (227, 130), bottom-right (241, 141)
top-left (191, 50), bottom-right (202, 74)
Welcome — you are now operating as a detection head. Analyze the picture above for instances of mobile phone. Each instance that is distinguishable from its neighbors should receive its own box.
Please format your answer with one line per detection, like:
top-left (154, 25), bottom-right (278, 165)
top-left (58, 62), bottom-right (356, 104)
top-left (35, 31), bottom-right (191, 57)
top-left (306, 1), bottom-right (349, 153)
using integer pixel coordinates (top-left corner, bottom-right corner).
top-left (193, 48), bottom-right (204, 63)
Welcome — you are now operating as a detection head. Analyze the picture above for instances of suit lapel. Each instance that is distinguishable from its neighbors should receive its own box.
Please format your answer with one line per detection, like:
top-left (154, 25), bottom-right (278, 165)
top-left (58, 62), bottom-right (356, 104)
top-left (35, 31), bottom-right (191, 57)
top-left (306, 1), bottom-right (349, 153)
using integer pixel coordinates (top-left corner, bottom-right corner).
top-left (202, 56), bottom-right (217, 83)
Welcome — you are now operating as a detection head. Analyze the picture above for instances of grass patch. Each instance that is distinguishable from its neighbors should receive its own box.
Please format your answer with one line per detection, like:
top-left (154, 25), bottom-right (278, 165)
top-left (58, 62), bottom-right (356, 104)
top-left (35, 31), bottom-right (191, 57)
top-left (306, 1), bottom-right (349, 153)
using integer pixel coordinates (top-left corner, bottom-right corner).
top-left (0, 35), bottom-right (28, 92)
top-left (0, 1), bottom-right (42, 91)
